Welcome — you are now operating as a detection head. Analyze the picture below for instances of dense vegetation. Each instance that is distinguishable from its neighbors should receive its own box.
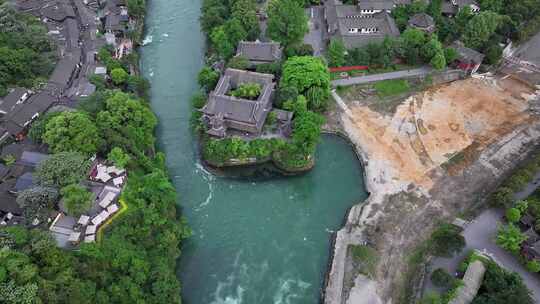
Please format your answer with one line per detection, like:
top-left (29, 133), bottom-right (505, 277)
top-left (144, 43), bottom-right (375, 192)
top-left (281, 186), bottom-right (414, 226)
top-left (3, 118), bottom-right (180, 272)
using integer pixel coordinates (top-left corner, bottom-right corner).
top-left (0, 3), bottom-right (57, 96)
top-left (1, 7), bottom-right (190, 301)
top-left (197, 0), bottom-right (327, 171)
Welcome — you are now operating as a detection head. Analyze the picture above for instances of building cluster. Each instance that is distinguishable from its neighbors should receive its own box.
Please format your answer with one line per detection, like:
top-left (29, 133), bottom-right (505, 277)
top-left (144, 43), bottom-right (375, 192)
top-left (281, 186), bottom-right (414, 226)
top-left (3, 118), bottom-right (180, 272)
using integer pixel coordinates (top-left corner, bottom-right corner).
top-left (49, 160), bottom-right (126, 248)
top-left (201, 42), bottom-right (293, 139)
top-left (321, 0), bottom-right (484, 72)
top-left (0, 0), bottom-right (134, 247)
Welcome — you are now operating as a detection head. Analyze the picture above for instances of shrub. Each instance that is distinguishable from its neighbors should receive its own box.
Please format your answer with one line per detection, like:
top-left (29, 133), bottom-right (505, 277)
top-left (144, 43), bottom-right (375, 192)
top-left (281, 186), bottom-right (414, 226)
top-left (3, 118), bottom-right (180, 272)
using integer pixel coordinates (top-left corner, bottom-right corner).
top-left (61, 184), bottom-right (94, 217)
top-left (230, 83), bottom-right (262, 100)
top-left (492, 187), bottom-right (514, 208)
top-left (506, 208), bottom-right (521, 223)
top-left (431, 268), bottom-right (455, 289)
top-left (430, 224), bottom-right (465, 257)
top-left (227, 56), bottom-right (250, 70)
top-left (110, 68), bottom-right (129, 85)
top-left (526, 260), bottom-right (540, 273)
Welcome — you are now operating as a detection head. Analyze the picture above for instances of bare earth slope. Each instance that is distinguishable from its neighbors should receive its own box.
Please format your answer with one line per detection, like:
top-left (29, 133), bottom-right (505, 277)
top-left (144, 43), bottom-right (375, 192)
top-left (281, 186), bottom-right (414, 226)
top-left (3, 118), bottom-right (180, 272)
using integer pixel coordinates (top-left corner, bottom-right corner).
top-left (325, 76), bottom-right (540, 304)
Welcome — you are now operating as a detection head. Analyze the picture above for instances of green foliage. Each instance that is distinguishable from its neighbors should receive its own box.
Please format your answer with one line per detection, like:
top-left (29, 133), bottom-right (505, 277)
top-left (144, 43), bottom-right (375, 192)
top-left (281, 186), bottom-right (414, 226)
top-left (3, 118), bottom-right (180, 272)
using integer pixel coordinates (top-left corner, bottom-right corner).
top-left (444, 47), bottom-right (459, 63)
top-left (0, 4), bottom-right (56, 91)
top-left (2, 154), bottom-right (16, 166)
top-left (210, 26), bottom-right (235, 59)
top-left (462, 11), bottom-right (501, 49)
top-left (526, 260), bottom-right (540, 273)
top-left (111, 68), bottom-right (129, 85)
top-left (280, 56), bottom-right (330, 110)
top-left (203, 137), bottom-right (285, 165)
top-left (89, 74), bottom-right (107, 91)
top-left (35, 152), bottom-right (90, 188)
top-left (430, 52), bottom-right (447, 70)
top-left (255, 62), bottom-right (281, 75)
top-left (327, 39), bottom-right (346, 68)
top-left (197, 66), bottom-right (220, 92)
top-left (107, 147), bottom-right (131, 169)
top-left (43, 111), bottom-right (103, 156)
top-left (431, 268), bottom-right (455, 289)
top-left (27, 112), bottom-right (61, 144)
top-left (492, 186), bottom-right (514, 208)
top-left (484, 44), bottom-right (502, 65)
top-left (496, 224), bottom-right (526, 253)
top-left (15, 187), bottom-right (58, 225)
top-left (60, 184), bottom-right (94, 217)
top-left (227, 56), bottom-right (250, 70)
top-left (191, 92), bottom-right (207, 109)
top-left (374, 79), bottom-right (410, 97)
top-left (419, 292), bottom-right (443, 304)
top-left (98, 47), bottom-right (123, 72)
top-left (96, 91), bottom-right (157, 153)
top-left (230, 82), bottom-right (262, 100)
top-left (231, 0), bottom-right (260, 40)
top-left (127, 0), bottom-right (146, 18)
top-left (506, 208), bottom-right (521, 223)
top-left (392, 1), bottom-right (427, 31)
top-left (516, 200), bottom-right (529, 213)
top-left (266, 0), bottom-right (308, 47)
top-left (471, 259), bottom-right (534, 304)
top-left (430, 224), bottom-right (465, 257)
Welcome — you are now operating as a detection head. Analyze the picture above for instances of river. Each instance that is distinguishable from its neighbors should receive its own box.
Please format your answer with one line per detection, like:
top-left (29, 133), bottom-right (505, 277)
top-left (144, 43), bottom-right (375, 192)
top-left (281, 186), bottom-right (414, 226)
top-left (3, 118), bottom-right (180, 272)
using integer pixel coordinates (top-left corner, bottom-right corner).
top-left (140, 1), bottom-right (368, 303)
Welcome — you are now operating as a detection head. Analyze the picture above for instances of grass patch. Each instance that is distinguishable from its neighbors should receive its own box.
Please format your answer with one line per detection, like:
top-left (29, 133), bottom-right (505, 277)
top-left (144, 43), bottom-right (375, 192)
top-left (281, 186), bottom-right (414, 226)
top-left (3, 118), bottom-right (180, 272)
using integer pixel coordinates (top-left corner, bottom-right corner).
top-left (374, 79), bottom-right (410, 98)
top-left (350, 244), bottom-right (378, 278)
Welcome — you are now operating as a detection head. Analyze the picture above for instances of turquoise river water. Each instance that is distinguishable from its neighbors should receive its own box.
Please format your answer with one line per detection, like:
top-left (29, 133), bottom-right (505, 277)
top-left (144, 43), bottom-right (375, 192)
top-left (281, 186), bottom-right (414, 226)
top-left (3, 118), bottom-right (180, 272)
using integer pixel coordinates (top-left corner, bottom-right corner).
top-left (141, 1), bottom-right (368, 303)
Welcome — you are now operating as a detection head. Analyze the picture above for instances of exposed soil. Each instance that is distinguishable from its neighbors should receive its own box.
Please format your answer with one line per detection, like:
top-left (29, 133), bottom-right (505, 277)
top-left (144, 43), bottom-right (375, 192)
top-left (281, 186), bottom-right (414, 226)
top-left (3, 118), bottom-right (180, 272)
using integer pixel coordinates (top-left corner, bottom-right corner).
top-left (324, 75), bottom-right (540, 304)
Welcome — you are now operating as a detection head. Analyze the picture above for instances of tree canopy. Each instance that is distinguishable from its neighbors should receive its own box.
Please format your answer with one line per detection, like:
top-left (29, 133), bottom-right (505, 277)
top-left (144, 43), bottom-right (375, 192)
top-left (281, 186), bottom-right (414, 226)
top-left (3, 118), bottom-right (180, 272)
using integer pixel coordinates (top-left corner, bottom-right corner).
top-left (43, 111), bottom-right (103, 156)
top-left (61, 184), bottom-right (94, 217)
top-left (35, 152), bottom-right (91, 188)
top-left (266, 0), bottom-right (308, 47)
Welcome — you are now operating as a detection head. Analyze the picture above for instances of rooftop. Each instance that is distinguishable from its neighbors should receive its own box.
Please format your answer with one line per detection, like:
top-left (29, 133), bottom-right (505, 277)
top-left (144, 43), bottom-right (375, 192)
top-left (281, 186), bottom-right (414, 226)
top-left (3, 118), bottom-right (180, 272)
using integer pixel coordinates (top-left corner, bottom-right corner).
top-left (451, 41), bottom-right (485, 64)
top-left (201, 69), bottom-right (276, 137)
top-left (408, 13), bottom-right (435, 30)
top-left (236, 41), bottom-right (283, 64)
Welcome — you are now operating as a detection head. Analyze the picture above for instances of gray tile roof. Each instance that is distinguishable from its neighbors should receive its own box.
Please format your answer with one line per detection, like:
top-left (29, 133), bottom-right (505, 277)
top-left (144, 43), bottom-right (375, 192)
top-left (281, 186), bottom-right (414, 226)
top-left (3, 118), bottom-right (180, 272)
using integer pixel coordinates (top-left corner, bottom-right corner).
top-left (325, 2), bottom-right (400, 49)
top-left (357, 0), bottom-right (396, 10)
top-left (41, 2), bottom-right (76, 22)
top-left (0, 181), bottom-right (21, 215)
top-left (19, 151), bottom-right (49, 167)
top-left (451, 41), bottom-right (485, 64)
top-left (2, 92), bottom-right (56, 136)
top-left (15, 172), bottom-right (34, 192)
top-left (201, 69), bottom-right (275, 137)
top-left (236, 41), bottom-right (283, 63)
top-left (408, 13), bottom-right (435, 29)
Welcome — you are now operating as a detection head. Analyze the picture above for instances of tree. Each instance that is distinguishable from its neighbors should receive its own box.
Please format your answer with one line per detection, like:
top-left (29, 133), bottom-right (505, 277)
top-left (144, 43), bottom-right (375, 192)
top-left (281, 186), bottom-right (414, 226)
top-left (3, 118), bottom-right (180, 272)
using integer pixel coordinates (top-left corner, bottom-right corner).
top-left (27, 112), bottom-right (61, 143)
top-left (223, 18), bottom-right (247, 47)
top-left (496, 224), bottom-right (526, 253)
top-left (479, 0), bottom-right (503, 12)
top-left (431, 268), bottom-right (455, 289)
top-left (43, 111), bottom-right (102, 156)
top-left (430, 224), bottom-right (465, 257)
top-left (444, 47), bottom-right (459, 63)
top-left (127, 0), bottom-right (146, 18)
top-left (35, 152), bottom-right (90, 188)
top-left (506, 208), bottom-right (521, 223)
top-left (230, 83), bottom-right (262, 99)
top-left (96, 92), bottom-right (157, 153)
top-left (61, 184), bottom-right (94, 217)
top-left (107, 147), bottom-right (131, 169)
top-left (484, 44), bottom-right (502, 64)
top-left (426, 0), bottom-right (442, 18)
top-left (401, 28), bottom-right (426, 64)
top-left (227, 55), bottom-right (250, 70)
top-left (16, 187), bottom-right (58, 225)
top-left (422, 37), bottom-right (443, 61)
top-left (462, 11), bottom-right (501, 49)
top-left (231, 0), bottom-right (260, 40)
top-left (210, 26), bottom-right (235, 59)
top-left (197, 66), bottom-right (220, 92)
top-left (266, 0), bottom-right (308, 47)
top-left (280, 56), bottom-right (330, 110)
top-left (111, 68), bottom-right (128, 85)
top-left (430, 52), bottom-right (446, 70)
top-left (526, 260), bottom-right (540, 273)
top-left (327, 39), bottom-right (346, 68)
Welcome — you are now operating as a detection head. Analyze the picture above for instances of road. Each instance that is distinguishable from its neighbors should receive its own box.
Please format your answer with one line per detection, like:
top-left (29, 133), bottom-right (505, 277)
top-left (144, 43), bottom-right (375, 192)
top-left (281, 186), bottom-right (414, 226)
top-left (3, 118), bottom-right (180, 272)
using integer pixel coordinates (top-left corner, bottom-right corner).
top-left (424, 177), bottom-right (540, 302)
top-left (331, 66), bottom-right (432, 87)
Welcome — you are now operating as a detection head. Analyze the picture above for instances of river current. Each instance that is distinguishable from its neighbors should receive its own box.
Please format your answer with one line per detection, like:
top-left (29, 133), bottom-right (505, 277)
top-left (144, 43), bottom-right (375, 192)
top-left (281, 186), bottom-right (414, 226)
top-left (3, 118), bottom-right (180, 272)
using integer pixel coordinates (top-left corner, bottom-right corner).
top-left (141, 1), bottom-right (368, 303)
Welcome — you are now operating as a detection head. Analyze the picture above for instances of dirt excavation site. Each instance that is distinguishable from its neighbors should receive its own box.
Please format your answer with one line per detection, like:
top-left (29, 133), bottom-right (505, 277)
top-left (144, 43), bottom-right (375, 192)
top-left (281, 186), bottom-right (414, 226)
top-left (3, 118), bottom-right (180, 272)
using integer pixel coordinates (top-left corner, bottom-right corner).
top-left (325, 75), bottom-right (540, 304)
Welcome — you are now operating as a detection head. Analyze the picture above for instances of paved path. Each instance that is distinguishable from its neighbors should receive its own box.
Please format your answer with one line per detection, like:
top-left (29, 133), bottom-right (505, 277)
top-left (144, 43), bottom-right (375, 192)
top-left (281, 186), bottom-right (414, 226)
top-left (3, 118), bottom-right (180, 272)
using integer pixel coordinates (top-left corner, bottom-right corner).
top-left (331, 66), bottom-right (432, 87)
top-left (425, 177), bottom-right (540, 302)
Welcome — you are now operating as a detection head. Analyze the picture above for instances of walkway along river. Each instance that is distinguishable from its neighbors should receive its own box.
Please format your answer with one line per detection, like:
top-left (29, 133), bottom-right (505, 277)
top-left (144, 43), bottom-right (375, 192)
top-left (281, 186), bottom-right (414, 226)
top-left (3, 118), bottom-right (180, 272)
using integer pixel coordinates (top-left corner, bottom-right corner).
top-left (141, 1), bottom-right (368, 303)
